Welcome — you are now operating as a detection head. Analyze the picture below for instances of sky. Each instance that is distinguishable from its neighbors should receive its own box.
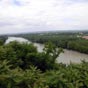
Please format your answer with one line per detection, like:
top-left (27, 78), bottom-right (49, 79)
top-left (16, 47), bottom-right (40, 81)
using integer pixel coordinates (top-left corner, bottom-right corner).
top-left (0, 0), bottom-right (88, 34)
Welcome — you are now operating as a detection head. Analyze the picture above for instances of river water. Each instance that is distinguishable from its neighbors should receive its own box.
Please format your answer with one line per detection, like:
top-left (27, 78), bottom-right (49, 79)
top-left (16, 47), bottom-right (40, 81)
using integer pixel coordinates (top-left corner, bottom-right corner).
top-left (34, 43), bottom-right (88, 64)
top-left (5, 37), bottom-right (88, 64)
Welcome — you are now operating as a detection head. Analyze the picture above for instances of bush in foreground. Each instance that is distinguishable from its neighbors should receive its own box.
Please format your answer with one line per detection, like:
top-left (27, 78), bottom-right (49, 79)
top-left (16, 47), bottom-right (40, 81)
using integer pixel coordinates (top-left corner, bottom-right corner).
top-left (0, 41), bottom-right (88, 88)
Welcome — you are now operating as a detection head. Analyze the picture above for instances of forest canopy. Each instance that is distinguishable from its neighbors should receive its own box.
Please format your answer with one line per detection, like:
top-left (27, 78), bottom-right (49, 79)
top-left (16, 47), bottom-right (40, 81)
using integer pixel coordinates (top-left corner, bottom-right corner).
top-left (15, 32), bottom-right (88, 54)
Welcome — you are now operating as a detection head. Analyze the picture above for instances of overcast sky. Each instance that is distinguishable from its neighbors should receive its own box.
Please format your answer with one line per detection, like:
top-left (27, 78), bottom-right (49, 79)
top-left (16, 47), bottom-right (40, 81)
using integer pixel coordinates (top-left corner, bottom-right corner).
top-left (0, 0), bottom-right (88, 34)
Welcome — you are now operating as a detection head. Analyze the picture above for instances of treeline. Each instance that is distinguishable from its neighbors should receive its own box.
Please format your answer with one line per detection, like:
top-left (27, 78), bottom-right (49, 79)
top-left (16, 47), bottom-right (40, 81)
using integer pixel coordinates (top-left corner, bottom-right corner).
top-left (0, 41), bottom-right (88, 88)
top-left (15, 32), bottom-right (88, 54)
top-left (0, 35), bottom-right (8, 45)
top-left (67, 40), bottom-right (88, 53)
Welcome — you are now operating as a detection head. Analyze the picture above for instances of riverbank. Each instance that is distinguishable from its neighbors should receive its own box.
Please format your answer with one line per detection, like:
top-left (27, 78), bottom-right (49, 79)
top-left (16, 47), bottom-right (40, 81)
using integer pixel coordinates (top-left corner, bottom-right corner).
top-left (17, 32), bottom-right (88, 54)
top-left (4, 37), bottom-right (88, 64)
top-left (34, 42), bottom-right (88, 64)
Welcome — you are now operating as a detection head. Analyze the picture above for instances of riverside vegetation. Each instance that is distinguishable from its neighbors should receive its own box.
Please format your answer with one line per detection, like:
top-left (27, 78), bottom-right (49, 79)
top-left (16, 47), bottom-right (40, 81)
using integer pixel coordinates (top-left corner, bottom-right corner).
top-left (0, 40), bottom-right (88, 88)
top-left (15, 32), bottom-right (88, 54)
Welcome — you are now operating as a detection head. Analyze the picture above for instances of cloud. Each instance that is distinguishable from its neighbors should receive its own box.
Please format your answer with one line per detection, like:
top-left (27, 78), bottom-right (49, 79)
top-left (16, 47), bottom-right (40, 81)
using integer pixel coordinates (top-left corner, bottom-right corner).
top-left (0, 0), bottom-right (88, 34)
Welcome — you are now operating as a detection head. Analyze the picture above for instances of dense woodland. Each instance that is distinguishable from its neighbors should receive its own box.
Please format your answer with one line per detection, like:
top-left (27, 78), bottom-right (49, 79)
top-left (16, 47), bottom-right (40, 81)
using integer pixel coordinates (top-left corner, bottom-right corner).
top-left (0, 31), bottom-right (88, 88)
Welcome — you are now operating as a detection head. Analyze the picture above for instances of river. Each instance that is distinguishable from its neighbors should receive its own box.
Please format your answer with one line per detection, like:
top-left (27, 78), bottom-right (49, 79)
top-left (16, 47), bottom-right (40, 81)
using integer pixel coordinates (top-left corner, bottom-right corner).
top-left (34, 43), bottom-right (88, 64)
top-left (5, 37), bottom-right (88, 64)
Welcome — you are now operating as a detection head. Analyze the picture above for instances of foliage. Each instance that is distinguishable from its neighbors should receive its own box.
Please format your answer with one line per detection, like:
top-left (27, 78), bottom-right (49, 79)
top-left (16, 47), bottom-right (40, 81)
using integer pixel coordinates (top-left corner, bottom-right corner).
top-left (0, 40), bottom-right (88, 88)
top-left (67, 40), bottom-right (88, 53)
top-left (16, 32), bottom-right (88, 54)
top-left (0, 40), bottom-right (4, 46)
top-left (0, 41), bottom-right (63, 71)
top-left (0, 60), bottom-right (88, 88)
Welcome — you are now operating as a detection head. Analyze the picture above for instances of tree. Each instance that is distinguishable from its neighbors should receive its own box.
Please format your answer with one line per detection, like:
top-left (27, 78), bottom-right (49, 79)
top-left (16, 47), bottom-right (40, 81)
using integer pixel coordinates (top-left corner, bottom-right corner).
top-left (43, 42), bottom-right (63, 63)
top-left (0, 39), bottom-right (4, 46)
top-left (26, 42), bottom-right (63, 71)
top-left (5, 41), bottom-right (37, 69)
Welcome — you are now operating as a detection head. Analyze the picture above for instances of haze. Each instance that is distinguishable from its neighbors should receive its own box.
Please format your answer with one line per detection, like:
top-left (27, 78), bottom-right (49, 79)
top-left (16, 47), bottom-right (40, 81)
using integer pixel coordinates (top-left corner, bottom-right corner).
top-left (0, 0), bottom-right (88, 34)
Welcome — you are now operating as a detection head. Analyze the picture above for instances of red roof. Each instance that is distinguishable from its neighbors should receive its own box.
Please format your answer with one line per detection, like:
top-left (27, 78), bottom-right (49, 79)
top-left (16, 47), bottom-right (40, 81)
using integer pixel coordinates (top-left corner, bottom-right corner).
top-left (82, 36), bottom-right (88, 40)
